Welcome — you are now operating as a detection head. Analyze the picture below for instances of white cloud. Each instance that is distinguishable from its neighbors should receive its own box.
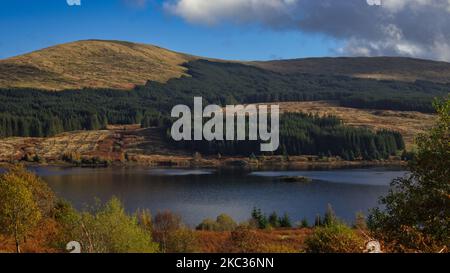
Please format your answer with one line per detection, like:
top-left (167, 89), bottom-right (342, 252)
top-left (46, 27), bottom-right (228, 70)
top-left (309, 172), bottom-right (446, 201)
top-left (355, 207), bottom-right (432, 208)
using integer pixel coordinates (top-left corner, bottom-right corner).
top-left (164, 0), bottom-right (299, 25)
top-left (67, 0), bottom-right (81, 6)
top-left (382, 0), bottom-right (450, 12)
top-left (163, 0), bottom-right (450, 61)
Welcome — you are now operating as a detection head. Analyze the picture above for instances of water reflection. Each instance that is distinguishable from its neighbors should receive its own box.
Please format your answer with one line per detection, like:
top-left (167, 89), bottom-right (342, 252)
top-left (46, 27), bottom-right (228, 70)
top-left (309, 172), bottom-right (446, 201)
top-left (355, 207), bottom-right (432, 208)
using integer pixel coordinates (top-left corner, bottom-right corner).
top-left (30, 167), bottom-right (405, 226)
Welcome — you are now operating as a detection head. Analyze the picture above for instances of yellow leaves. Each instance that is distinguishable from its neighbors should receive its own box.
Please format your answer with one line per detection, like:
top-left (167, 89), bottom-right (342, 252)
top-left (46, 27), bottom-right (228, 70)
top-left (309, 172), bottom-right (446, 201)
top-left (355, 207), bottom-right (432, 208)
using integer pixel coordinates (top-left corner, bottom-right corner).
top-left (0, 167), bottom-right (42, 240)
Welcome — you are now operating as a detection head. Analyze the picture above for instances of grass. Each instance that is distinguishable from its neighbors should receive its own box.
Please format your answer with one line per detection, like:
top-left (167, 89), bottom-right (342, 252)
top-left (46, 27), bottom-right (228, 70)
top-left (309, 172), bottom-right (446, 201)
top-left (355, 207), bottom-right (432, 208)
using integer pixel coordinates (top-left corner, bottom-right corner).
top-left (196, 229), bottom-right (313, 253)
top-left (0, 130), bottom-right (113, 162)
top-left (0, 40), bottom-right (195, 90)
top-left (0, 227), bottom-right (314, 253)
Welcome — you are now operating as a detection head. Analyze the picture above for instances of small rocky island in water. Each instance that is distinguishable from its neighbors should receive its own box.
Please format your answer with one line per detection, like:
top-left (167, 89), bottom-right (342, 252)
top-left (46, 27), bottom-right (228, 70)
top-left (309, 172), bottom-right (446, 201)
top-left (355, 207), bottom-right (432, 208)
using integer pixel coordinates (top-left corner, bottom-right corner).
top-left (279, 176), bottom-right (313, 183)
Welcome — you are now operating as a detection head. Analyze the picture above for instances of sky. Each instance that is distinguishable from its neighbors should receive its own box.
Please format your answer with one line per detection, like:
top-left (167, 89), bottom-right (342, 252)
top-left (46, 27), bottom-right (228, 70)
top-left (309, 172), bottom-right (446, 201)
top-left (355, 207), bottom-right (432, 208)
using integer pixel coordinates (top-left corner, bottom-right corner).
top-left (1, 0), bottom-right (449, 61)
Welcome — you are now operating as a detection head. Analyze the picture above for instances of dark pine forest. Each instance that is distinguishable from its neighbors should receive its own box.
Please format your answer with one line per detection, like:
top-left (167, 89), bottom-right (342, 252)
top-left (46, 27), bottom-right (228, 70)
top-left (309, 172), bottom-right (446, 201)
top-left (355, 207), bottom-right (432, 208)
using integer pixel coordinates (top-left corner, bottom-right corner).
top-left (0, 60), bottom-right (445, 158)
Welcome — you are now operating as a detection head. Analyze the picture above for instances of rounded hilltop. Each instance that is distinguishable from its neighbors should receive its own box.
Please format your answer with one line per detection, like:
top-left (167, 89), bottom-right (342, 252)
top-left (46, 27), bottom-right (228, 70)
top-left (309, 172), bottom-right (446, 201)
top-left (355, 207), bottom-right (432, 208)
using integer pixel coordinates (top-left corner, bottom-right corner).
top-left (0, 39), bottom-right (195, 90)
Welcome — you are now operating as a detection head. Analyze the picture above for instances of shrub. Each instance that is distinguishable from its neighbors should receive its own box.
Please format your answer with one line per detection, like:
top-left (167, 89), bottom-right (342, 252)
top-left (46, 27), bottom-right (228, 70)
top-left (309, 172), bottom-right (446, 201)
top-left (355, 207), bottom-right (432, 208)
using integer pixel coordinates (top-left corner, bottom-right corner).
top-left (353, 212), bottom-right (368, 230)
top-left (166, 228), bottom-right (199, 253)
top-left (52, 199), bottom-right (81, 248)
top-left (222, 227), bottom-right (262, 253)
top-left (323, 204), bottom-right (338, 226)
top-left (305, 222), bottom-right (365, 253)
top-left (135, 208), bottom-right (153, 233)
top-left (197, 214), bottom-right (238, 232)
top-left (74, 198), bottom-right (159, 253)
top-left (153, 211), bottom-right (184, 253)
top-left (197, 218), bottom-right (219, 231)
top-left (216, 214), bottom-right (238, 231)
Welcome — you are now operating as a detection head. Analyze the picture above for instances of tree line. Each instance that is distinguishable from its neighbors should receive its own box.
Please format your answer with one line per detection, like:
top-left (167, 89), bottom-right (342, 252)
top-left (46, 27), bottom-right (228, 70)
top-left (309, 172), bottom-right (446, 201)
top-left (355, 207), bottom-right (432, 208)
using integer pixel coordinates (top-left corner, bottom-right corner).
top-left (0, 60), bottom-right (447, 138)
top-left (169, 113), bottom-right (405, 160)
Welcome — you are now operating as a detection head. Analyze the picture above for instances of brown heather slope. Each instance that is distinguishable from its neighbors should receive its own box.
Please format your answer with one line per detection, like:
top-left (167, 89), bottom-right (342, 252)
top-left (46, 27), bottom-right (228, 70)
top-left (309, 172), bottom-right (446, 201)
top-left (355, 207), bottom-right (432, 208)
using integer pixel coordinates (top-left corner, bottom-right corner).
top-left (251, 57), bottom-right (450, 83)
top-left (0, 40), bottom-right (195, 90)
top-left (1, 40), bottom-right (450, 91)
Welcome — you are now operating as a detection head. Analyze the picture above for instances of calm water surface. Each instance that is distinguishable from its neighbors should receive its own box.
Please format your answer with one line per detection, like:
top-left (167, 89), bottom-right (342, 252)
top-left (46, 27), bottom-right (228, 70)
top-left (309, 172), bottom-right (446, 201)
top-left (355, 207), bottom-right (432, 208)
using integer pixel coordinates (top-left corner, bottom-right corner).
top-left (30, 166), bottom-right (406, 226)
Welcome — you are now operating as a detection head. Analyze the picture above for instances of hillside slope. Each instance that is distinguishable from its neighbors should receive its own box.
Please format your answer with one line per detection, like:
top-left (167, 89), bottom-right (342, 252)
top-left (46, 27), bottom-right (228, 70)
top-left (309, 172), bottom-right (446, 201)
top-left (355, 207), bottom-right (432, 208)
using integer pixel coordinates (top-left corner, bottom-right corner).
top-left (251, 57), bottom-right (450, 83)
top-left (1, 40), bottom-right (450, 91)
top-left (0, 40), bottom-right (195, 90)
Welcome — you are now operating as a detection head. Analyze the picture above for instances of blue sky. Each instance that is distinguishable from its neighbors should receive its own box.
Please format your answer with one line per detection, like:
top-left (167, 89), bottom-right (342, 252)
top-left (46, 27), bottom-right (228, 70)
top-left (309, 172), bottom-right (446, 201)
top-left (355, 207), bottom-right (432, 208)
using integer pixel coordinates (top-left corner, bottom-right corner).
top-left (0, 0), bottom-right (339, 60)
top-left (1, 0), bottom-right (449, 61)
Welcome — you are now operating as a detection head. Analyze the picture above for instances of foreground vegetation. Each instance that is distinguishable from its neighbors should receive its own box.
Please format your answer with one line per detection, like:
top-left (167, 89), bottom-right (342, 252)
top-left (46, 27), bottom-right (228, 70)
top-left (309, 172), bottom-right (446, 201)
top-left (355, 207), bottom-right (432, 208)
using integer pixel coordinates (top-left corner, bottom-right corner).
top-left (0, 167), bottom-right (367, 254)
top-left (368, 98), bottom-right (449, 252)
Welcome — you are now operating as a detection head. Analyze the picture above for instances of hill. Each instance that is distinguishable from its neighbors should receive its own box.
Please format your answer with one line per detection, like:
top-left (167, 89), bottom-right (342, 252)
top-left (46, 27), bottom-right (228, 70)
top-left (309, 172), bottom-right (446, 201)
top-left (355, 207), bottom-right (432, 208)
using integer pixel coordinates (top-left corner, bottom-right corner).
top-left (1, 40), bottom-right (450, 90)
top-left (251, 57), bottom-right (450, 83)
top-left (0, 40), bottom-right (195, 90)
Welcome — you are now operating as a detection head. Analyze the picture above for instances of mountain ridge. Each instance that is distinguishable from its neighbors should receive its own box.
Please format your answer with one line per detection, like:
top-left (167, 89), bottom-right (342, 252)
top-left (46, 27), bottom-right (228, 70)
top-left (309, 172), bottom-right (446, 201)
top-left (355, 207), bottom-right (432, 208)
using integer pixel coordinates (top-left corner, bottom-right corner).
top-left (1, 39), bottom-right (450, 91)
top-left (250, 56), bottom-right (450, 83)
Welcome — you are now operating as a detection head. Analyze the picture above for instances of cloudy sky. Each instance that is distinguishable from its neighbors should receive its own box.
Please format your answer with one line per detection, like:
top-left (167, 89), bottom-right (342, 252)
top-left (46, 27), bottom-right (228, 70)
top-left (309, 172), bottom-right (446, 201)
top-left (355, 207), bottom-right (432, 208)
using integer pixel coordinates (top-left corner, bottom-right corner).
top-left (1, 0), bottom-right (449, 61)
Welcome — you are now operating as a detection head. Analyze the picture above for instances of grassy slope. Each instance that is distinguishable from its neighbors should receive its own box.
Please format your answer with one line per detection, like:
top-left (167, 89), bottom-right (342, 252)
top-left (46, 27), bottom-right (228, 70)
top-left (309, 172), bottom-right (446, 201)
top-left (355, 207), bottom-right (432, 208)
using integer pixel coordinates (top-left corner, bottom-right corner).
top-left (0, 40), bottom-right (195, 90)
top-left (1, 40), bottom-right (450, 91)
top-left (251, 57), bottom-right (450, 83)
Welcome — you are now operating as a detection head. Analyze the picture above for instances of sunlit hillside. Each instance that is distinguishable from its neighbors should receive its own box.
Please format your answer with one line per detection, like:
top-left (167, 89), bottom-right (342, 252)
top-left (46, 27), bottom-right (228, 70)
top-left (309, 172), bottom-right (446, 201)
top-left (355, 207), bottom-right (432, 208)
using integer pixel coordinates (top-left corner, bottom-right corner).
top-left (0, 40), bottom-right (195, 90)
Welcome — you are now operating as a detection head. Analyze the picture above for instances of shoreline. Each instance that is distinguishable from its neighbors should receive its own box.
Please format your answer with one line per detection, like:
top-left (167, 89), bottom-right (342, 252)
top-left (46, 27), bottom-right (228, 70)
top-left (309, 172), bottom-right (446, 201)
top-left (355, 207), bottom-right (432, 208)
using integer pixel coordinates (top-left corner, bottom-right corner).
top-left (0, 155), bottom-right (407, 171)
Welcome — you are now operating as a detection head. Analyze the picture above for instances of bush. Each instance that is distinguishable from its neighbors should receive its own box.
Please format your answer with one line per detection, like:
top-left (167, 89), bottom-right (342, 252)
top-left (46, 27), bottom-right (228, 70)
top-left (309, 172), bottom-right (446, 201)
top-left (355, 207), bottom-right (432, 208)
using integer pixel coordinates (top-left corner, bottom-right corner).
top-left (353, 212), bottom-right (368, 230)
top-left (135, 208), bottom-right (153, 233)
top-left (52, 199), bottom-right (81, 248)
top-left (166, 228), bottom-right (199, 253)
top-left (216, 214), bottom-right (238, 231)
top-left (197, 218), bottom-right (218, 231)
top-left (74, 198), bottom-right (159, 253)
top-left (305, 222), bottom-right (365, 253)
top-left (153, 211), bottom-right (184, 253)
top-left (197, 214), bottom-right (237, 232)
top-left (222, 227), bottom-right (262, 253)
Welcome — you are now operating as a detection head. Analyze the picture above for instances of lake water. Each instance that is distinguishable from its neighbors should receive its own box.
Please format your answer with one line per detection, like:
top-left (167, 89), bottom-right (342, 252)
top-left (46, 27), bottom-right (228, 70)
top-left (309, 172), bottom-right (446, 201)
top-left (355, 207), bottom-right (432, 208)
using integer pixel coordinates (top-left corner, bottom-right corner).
top-left (30, 166), bottom-right (406, 227)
